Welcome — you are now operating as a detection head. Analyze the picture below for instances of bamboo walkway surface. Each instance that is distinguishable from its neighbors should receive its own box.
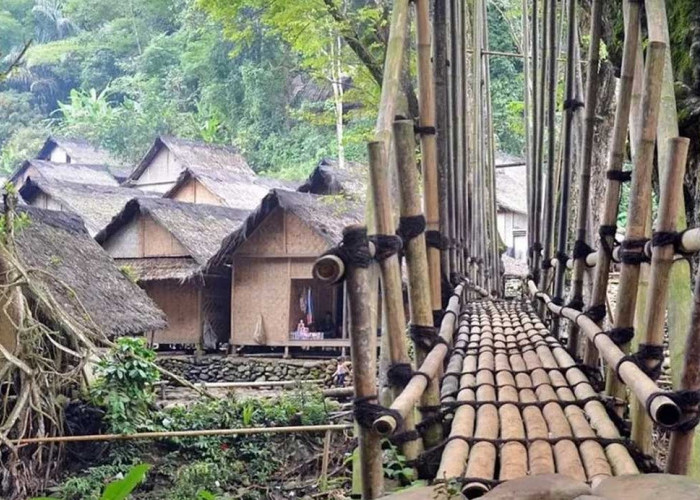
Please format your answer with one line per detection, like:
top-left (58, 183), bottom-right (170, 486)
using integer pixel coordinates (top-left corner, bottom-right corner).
top-left (425, 295), bottom-right (647, 493)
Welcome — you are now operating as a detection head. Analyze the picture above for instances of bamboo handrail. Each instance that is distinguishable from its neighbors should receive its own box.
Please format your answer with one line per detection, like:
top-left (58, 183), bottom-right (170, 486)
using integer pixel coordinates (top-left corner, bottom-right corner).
top-left (372, 283), bottom-right (465, 435)
top-left (10, 423), bottom-right (353, 445)
top-left (527, 281), bottom-right (681, 428)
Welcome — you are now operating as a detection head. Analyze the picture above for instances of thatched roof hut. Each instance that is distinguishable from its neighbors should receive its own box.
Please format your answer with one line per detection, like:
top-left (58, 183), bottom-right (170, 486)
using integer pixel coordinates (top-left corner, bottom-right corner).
top-left (96, 198), bottom-right (250, 347)
top-left (19, 178), bottom-right (155, 236)
top-left (10, 159), bottom-right (120, 189)
top-left (127, 136), bottom-right (254, 193)
top-left (13, 205), bottom-right (166, 337)
top-left (35, 136), bottom-right (129, 181)
top-left (495, 162), bottom-right (528, 260)
top-left (163, 162), bottom-right (296, 210)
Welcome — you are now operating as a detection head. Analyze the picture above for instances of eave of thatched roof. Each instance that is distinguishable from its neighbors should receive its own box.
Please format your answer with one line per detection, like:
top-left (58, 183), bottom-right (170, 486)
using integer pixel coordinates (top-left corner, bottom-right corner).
top-left (207, 189), bottom-right (364, 269)
top-left (163, 166), bottom-right (296, 210)
top-left (128, 136), bottom-right (254, 183)
top-left (19, 178), bottom-right (156, 235)
top-left (36, 135), bottom-right (125, 167)
top-left (115, 257), bottom-right (201, 282)
top-left (297, 158), bottom-right (367, 201)
top-left (13, 205), bottom-right (166, 336)
top-left (495, 164), bottom-right (528, 215)
top-left (96, 198), bottom-right (250, 268)
top-left (10, 159), bottom-right (120, 187)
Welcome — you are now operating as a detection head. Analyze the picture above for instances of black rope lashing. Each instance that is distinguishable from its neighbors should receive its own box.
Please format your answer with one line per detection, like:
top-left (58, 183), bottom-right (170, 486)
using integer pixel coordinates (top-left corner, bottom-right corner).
top-left (565, 298), bottom-right (585, 312)
top-left (606, 169), bottom-right (633, 182)
top-left (551, 296), bottom-right (564, 306)
top-left (396, 214), bottom-right (427, 244)
top-left (414, 125), bottom-right (437, 136)
top-left (409, 324), bottom-right (446, 351)
top-left (369, 234), bottom-right (403, 261)
top-left (598, 225), bottom-right (619, 257)
top-left (389, 429), bottom-right (422, 445)
top-left (603, 397), bottom-right (631, 437)
top-left (541, 258), bottom-right (553, 270)
top-left (619, 238), bottom-right (650, 265)
top-left (615, 343), bottom-right (665, 382)
top-left (572, 240), bottom-right (594, 261)
top-left (563, 98), bottom-right (585, 110)
top-left (555, 251), bottom-right (569, 266)
top-left (592, 327), bottom-right (635, 347)
top-left (646, 390), bottom-right (700, 431)
top-left (387, 363), bottom-right (415, 388)
top-left (425, 230), bottom-right (448, 250)
top-left (576, 303), bottom-right (606, 324)
top-left (353, 395), bottom-right (403, 430)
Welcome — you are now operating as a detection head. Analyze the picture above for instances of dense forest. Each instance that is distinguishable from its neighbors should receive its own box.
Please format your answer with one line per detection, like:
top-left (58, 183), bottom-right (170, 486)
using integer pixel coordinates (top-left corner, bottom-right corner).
top-left (0, 0), bottom-right (526, 179)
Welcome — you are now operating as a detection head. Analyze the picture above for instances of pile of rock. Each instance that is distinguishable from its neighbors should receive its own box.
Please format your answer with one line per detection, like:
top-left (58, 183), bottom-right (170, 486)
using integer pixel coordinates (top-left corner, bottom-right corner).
top-left (157, 356), bottom-right (345, 386)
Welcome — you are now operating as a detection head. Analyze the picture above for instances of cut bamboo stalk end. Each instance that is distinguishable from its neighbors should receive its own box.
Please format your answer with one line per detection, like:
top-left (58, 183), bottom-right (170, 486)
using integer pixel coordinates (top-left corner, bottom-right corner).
top-left (313, 254), bottom-right (345, 284)
top-left (373, 415), bottom-right (397, 436)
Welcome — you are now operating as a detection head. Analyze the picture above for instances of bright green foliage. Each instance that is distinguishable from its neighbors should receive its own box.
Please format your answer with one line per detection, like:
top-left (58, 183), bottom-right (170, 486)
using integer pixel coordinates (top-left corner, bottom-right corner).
top-left (33, 464), bottom-right (149, 500)
top-left (90, 337), bottom-right (160, 434)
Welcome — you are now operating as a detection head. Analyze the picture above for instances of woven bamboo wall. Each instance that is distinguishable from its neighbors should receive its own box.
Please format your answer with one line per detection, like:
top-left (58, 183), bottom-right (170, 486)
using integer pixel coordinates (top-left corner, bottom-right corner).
top-left (170, 177), bottom-right (222, 205)
top-left (144, 280), bottom-right (201, 345)
top-left (231, 208), bottom-right (332, 346)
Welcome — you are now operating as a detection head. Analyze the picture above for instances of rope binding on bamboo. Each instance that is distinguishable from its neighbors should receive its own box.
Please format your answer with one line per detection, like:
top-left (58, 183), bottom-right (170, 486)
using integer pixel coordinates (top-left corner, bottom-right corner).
top-left (353, 395), bottom-right (403, 431)
top-left (572, 239), bottom-right (594, 260)
top-left (598, 225), bottom-right (619, 256)
top-left (646, 390), bottom-right (700, 431)
top-left (619, 237), bottom-right (651, 265)
top-left (606, 170), bottom-right (633, 182)
top-left (614, 343), bottom-right (665, 382)
top-left (425, 230), bottom-right (449, 250)
top-left (368, 234), bottom-right (403, 261)
top-left (397, 214), bottom-right (427, 243)
top-left (592, 327), bottom-right (635, 346)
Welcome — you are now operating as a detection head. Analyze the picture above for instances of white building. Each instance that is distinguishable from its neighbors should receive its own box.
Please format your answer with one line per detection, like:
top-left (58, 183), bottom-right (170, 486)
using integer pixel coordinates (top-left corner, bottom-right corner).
top-left (495, 156), bottom-right (528, 261)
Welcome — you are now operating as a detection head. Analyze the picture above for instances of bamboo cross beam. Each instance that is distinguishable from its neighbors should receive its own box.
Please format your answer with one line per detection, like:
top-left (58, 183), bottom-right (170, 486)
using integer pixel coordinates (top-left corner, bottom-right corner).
top-left (605, 41), bottom-right (667, 403)
top-left (372, 283), bottom-right (465, 435)
top-left (631, 138), bottom-right (689, 452)
top-left (415, 0), bottom-right (442, 317)
top-left (583, 0), bottom-right (642, 366)
top-left (528, 281), bottom-right (681, 429)
top-left (393, 119), bottom-right (443, 447)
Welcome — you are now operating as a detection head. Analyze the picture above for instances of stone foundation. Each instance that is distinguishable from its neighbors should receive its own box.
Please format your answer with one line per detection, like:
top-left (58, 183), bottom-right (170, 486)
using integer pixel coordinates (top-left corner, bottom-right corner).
top-left (157, 355), bottom-right (344, 386)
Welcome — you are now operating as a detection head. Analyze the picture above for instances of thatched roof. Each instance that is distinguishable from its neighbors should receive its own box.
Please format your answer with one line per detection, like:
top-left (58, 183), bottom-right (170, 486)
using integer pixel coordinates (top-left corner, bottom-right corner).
top-left (10, 159), bottom-right (120, 188)
top-left (208, 189), bottom-right (364, 269)
top-left (163, 164), bottom-right (296, 210)
top-left (297, 158), bottom-right (367, 200)
top-left (114, 257), bottom-right (201, 282)
top-left (96, 198), bottom-right (250, 269)
top-left (36, 135), bottom-right (125, 167)
top-left (128, 136), bottom-right (254, 184)
top-left (19, 178), bottom-right (155, 235)
top-left (13, 205), bottom-right (166, 336)
top-left (495, 163), bottom-right (528, 215)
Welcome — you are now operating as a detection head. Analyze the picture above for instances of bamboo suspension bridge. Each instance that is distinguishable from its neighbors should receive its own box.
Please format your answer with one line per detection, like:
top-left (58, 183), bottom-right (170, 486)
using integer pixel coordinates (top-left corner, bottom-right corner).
top-left (313, 0), bottom-right (700, 497)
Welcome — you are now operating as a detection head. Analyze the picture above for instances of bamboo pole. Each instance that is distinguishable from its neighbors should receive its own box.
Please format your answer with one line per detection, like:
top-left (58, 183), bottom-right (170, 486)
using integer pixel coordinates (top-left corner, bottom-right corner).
top-left (605, 41), bottom-right (666, 402)
top-left (583, 1), bottom-right (642, 366)
top-left (11, 423), bottom-right (353, 445)
top-left (631, 138), bottom-right (689, 452)
top-left (342, 225), bottom-right (384, 499)
top-left (528, 281), bottom-right (681, 428)
top-left (453, 0), bottom-right (465, 275)
top-left (523, 0), bottom-right (534, 269)
top-left (394, 119), bottom-right (442, 447)
top-left (567, 0), bottom-right (602, 354)
top-left (373, 284), bottom-right (464, 435)
top-left (415, 0), bottom-right (442, 314)
top-left (434, 0), bottom-right (450, 282)
top-left (531, 0), bottom-right (545, 282)
top-left (367, 141), bottom-right (420, 461)
top-left (551, 0), bottom-right (578, 338)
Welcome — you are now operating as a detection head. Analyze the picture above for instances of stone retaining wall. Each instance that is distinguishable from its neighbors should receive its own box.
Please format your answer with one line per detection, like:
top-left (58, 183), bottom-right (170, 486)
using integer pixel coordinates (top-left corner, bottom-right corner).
top-left (157, 355), bottom-right (342, 386)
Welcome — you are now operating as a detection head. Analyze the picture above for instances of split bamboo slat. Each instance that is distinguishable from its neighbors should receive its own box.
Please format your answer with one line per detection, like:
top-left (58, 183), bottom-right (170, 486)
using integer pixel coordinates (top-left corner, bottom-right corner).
top-left (631, 138), bottom-right (689, 452)
top-left (393, 119), bottom-right (442, 447)
top-left (367, 141), bottom-right (420, 461)
top-left (435, 299), bottom-right (638, 497)
top-left (583, 0), bottom-right (642, 366)
top-left (529, 281), bottom-right (682, 429)
top-left (605, 41), bottom-right (667, 403)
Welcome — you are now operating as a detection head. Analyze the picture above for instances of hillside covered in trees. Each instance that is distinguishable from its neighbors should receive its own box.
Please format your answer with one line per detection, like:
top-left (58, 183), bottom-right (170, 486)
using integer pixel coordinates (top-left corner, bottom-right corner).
top-left (0, 0), bottom-right (527, 179)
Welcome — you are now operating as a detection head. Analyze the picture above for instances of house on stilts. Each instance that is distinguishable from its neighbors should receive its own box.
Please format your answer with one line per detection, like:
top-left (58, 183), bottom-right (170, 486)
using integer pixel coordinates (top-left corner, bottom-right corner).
top-left (207, 189), bottom-right (363, 355)
top-left (96, 198), bottom-right (249, 350)
top-left (0, 205), bottom-right (166, 352)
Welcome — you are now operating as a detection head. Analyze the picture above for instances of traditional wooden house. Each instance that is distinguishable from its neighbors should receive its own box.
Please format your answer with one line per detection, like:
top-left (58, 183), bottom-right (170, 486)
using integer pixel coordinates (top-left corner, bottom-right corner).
top-left (0, 205), bottom-right (166, 352)
top-left (95, 198), bottom-right (249, 349)
top-left (19, 177), bottom-right (155, 236)
top-left (10, 159), bottom-right (120, 189)
top-left (35, 135), bottom-right (130, 182)
top-left (207, 189), bottom-right (363, 352)
top-left (163, 161), bottom-right (294, 209)
top-left (495, 164), bottom-right (528, 260)
top-left (126, 136), bottom-right (253, 193)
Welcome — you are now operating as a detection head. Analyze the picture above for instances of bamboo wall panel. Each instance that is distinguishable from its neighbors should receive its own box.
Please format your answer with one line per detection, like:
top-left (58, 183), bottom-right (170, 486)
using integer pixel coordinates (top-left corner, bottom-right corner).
top-left (145, 281), bottom-right (201, 344)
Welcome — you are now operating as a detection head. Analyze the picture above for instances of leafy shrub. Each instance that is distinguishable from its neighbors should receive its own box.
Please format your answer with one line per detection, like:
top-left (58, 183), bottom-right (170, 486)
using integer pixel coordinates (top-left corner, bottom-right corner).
top-left (90, 337), bottom-right (160, 434)
top-left (37, 463), bottom-right (149, 500)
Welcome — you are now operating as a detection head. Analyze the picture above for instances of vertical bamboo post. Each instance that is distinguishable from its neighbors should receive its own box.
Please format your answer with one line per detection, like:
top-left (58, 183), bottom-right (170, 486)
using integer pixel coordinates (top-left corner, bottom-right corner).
top-left (522, 0), bottom-right (533, 269)
top-left (630, 138), bottom-right (689, 452)
top-left (552, 0), bottom-right (577, 336)
top-left (367, 141), bottom-right (421, 461)
top-left (539, 0), bottom-right (558, 294)
top-left (605, 42), bottom-right (666, 401)
top-left (461, 0), bottom-right (471, 274)
top-left (343, 226), bottom-right (383, 499)
top-left (393, 119), bottom-right (442, 447)
top-left (320, 428), bottom-right (332, 491)
top-left (415, 0), bottom-right (442, 315)
top-left (532, 0), bottom-right (546, 282)
top-left (567, 0), bottom-right (602, 354)
top-left (583, 0), bottom-right (642, 366)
